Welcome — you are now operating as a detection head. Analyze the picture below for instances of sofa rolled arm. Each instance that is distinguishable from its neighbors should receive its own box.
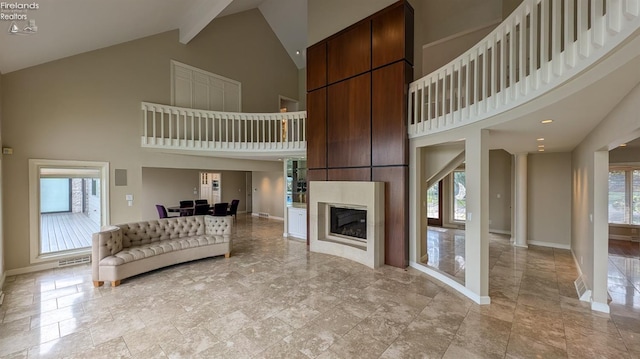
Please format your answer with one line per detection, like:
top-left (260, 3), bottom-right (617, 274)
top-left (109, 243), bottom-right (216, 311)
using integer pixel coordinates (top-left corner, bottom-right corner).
top-left (92, 226), bottom-right (123, 283)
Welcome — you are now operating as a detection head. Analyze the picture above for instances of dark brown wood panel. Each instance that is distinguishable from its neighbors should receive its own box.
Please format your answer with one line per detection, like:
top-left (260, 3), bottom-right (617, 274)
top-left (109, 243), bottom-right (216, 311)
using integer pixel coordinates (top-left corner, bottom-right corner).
top-left (372, 2), bottom-right (413, 68)
top-left (307, 169), bottom-right (328, 182)
top-left (307, 42), bottom-right (327, 91)
top-left (328, 168), bottom-right (371, 182)
top-left (372, 166), bottom-right (408, 268)
top-left (327, 73), bottom-right (371, 168)
top-left (372, 61), bottom-right (411, 166)
top-left (327, 21), bottom-right (371, 84)
top-left (307, 88), bottom-right (327, 169)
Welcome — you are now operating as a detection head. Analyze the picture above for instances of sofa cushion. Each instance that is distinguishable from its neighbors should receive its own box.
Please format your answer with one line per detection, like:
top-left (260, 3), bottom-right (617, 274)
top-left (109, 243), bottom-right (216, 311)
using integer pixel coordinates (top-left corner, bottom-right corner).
top-left (118, 216), bottom-right (206, 247)
top-left (99, 234), bottom-right (226, 266)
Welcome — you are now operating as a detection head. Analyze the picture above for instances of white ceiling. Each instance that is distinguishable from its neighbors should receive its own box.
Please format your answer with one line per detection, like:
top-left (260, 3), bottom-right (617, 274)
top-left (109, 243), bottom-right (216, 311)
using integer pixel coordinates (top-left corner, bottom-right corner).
top-left (0, 0), bottom-right (307, 74)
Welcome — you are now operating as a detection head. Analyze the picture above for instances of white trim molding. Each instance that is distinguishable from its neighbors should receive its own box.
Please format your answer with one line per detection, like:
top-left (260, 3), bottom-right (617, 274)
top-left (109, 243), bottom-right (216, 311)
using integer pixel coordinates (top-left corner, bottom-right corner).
top-left (28, 159), bottom-right (110, 265)
top-left (528, 241), bottom-right (571, 250)
top-left (410, 261), bottom-right (491, 305)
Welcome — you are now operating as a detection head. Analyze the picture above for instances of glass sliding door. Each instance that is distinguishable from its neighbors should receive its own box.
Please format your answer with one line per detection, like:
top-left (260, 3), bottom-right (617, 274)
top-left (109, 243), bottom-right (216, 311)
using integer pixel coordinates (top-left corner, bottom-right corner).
top-left (427, 181), bottom-right (443, 226)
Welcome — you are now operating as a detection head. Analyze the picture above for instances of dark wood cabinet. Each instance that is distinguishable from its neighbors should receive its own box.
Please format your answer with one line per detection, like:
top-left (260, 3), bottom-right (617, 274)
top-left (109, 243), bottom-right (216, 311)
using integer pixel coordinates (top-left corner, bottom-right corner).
top-left (373, 2), bottom-right (414, 68)
top-left (307, 43), bottom-right (327, 91)
top-left (373, 166), bottom-right (408, 268)
top-left (327, 73), bottom-right (371, 168)
top-left (372, 61), bottom-right (412, 166)
top-left (306, 88), bottom-right (327, 169)
top-left (306, 0), bottom-right (413, 268)
top-left (327, 21), bottom-right (371, 84)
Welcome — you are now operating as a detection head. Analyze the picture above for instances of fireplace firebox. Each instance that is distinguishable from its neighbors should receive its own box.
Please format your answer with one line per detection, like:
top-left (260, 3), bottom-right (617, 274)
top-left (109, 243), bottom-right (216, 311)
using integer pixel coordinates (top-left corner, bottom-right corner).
top-left (330, 206), bottom-right (367, 241)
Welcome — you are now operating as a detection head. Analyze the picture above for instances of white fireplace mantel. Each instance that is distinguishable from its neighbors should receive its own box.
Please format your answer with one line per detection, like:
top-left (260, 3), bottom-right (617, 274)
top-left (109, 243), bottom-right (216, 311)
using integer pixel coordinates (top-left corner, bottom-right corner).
top-left (309, 181), bottom-right (385, 269)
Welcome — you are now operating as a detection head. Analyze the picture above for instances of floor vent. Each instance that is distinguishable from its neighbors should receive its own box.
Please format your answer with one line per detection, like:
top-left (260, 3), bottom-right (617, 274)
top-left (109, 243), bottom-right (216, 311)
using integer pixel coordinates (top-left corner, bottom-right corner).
top-left (258, 212), bottom-right (270, 218)
top-left (574, 274), bottom-right (591, 302)
top-left (58, 256), bottom-right (91, 267)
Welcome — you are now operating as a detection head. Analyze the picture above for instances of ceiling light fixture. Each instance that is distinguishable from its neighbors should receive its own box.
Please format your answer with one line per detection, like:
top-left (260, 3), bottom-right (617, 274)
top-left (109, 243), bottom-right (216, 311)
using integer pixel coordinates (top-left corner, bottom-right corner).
top-left (541, 119), bottom-right (553, 124)
top-left (538, 148), bottom-right (545, 152)
top-left (619, 143), bottom-right (628, 147)
top-left (295, 50), bottom-right (301, 55)
top-left (538, 144), bottom-right (545, 148)
top-left (537, 138), bottom-right (544, 141)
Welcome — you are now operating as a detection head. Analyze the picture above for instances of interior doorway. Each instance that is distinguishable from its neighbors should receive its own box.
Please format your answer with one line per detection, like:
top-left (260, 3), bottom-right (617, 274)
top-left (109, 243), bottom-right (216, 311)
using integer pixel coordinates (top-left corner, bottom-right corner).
top-left (29, 159), bottom-right (109, 263)
top-left (607, 136), bottom-right (640, 311)
top-left (200, 172), bottom-right (221, 204)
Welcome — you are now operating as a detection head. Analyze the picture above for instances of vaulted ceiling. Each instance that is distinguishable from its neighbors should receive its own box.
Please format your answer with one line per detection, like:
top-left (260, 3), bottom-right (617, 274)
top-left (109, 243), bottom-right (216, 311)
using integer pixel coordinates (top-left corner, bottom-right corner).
top-left (0, 0), bottom-right (307, 74)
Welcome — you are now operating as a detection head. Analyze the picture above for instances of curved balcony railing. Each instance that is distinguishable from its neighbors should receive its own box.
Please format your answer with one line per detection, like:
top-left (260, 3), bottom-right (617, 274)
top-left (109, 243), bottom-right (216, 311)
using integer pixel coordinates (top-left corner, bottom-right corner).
top-left (409, 0), bottom-right (640, 138)
top-left (141, 102), bottom-right (306, 155)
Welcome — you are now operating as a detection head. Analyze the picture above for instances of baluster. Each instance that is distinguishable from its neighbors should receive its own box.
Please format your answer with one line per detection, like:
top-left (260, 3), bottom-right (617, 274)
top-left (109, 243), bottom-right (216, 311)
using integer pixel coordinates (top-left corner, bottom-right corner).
top-left (449, 66), bottom-right (454, 124)
top-left (457, 59), bottom-right (463, 122)
top-left (500, 26), bottom-right (507, 105)
top-left (578, 0), bottom-right (590, 57)
top-left (608, 0), bottom-right (622, 33)
top-left (540, 0), bottom-right (550, 83)
top-left (625, 0), bottom-right (640, 16)
top-left (565, 0), bottom-right (576, 68)
top-left (519, 10), bottom-right (526, 96)
top-left (530, 0), bottom-right (539, 90)
top-left (593, 0), bottom-right (605, 46)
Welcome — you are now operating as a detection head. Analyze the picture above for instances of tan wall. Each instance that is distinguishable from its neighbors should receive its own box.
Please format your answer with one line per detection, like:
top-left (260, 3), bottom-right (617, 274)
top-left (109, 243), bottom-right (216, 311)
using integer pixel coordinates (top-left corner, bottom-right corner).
top-left (140, 168), bottom-right (251, 220)
top-left (489, 150), bottom-right (512, 234)
top-left (252, 171), bottom-right (285, 219)
top-left (528, 152), bottom-right (572, 247)
top-left (0, 9), bottom-right (297, 271)
top-left (0, 72), bottom-right (4, 284)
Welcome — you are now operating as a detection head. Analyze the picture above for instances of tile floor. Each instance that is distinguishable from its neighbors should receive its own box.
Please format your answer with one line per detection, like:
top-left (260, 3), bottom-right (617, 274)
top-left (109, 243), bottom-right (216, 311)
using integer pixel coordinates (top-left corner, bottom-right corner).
top-left (0, 215), bottom-right (638, 358)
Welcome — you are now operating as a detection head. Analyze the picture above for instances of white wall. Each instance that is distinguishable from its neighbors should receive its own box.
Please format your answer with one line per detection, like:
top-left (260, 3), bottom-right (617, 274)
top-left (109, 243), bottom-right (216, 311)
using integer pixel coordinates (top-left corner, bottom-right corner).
top-left (573, 82), bottom-right (640, 307)
top-left (528, 152), bottom-right (572, 248)
top-left (252, 171), bottom-right (285, 219)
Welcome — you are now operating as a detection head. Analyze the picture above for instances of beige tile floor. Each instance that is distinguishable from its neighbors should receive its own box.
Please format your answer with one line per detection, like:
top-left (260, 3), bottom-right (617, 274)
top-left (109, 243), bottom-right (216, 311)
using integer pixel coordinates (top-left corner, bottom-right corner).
top-left (0, 214), bottom-right (638, 358)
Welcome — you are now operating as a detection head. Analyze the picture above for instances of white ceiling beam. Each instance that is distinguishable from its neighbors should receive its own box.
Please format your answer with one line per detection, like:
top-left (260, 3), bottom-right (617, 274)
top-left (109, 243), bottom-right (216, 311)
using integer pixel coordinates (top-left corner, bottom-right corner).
top-left (179, 0), bottom-right (234, 44)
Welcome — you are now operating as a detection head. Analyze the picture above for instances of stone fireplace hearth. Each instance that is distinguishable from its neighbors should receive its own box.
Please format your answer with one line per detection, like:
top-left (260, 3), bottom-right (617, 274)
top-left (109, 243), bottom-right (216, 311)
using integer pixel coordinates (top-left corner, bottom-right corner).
top-left (309, 181), bottom-right (385, 268)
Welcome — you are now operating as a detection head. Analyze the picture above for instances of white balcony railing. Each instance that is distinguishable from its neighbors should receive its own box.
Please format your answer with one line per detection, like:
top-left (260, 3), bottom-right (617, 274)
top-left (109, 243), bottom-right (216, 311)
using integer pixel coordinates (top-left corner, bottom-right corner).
top-left (141, 102), bottom-right (306, 155)
top-left (409, 0), bottom-right (640, 138)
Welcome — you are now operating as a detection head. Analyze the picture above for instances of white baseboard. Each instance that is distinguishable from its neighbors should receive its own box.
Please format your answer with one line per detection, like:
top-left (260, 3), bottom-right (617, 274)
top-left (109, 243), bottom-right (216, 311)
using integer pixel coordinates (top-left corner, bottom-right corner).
top-left (591, 301), bottom-right (610, 313)
top-left (489, 229), bottom-right (510, 235)
top-left (0, 272), bottom-right (5, 306)
top-left (409, 261), bottom-right (491, 305)
top-left (5, 261), bottom-right (59, 277)
top-left (528, 240), bottom-right (571, 250)
top-left (251, 213), bottom-right (284, 221)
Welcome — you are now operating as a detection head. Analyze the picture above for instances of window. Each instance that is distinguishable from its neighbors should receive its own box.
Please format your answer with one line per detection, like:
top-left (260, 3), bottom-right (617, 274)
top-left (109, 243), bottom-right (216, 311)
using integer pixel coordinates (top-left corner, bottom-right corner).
top-left (426, 183), bottom-right (439, 218)
top-left (608, 168), bottom-right (640, 225)
top-left (453, 170), bottom-right (466, 221)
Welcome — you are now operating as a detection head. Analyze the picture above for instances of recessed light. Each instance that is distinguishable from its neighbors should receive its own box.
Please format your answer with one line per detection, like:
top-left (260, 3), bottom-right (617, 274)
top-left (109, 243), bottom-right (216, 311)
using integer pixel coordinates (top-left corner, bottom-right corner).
top-left (538, 144), bottom-right (545, 148)
top-left (538, 148), bottom-right (545, 152)
top-left (295, 50), bottom-right (301, 55)
top-left (537, 138), bottom-right (544, 141)
top-left (541, 119), bottom-right (553, 124)
top-left (619, 143), bottom-right (627, 147)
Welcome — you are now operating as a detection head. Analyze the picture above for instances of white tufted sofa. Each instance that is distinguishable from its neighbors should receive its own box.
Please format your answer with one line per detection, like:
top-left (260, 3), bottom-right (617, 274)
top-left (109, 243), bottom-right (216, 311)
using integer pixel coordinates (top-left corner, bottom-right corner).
top-left (92, 215), bottom-right (232, 287)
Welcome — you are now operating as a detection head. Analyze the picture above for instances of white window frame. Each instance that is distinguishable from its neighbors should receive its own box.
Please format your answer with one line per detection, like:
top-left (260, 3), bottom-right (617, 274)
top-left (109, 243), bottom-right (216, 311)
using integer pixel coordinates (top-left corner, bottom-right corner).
top-left (29, 159), bottom-right (110, 263)
top-left (608, 165), bottom-right (640, 227)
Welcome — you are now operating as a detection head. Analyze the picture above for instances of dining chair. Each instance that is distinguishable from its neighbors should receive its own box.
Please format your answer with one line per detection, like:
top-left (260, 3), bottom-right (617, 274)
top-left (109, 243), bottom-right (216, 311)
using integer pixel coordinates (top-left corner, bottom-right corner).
top-left (156, 204), bottom-right (170, 219)
top-left (212, 202), bottom-right (228, 216)
top-left (227, 199), bottom-right (240, 222)
top-left (194, 203), bottom-right (210, 215)
top-left (195, 199), bottom-right (208, 205)
top-left (179, 200), bottom-right (194, 216)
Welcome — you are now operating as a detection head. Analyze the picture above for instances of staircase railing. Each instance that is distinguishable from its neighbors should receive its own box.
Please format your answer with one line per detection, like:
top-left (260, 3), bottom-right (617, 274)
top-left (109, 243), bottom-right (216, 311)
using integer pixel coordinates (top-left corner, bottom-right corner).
top-left (409, 0), bottom-right (640, 138)
top-left (141, 102), bottom-right (307, 153)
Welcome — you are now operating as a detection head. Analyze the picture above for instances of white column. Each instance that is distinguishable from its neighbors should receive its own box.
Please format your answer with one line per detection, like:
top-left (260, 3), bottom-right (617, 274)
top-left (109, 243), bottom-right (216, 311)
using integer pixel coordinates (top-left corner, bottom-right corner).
top-left (465, 129), bottom-right (490, 304)
top-left (513, 153), bottom-right (528, 248)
